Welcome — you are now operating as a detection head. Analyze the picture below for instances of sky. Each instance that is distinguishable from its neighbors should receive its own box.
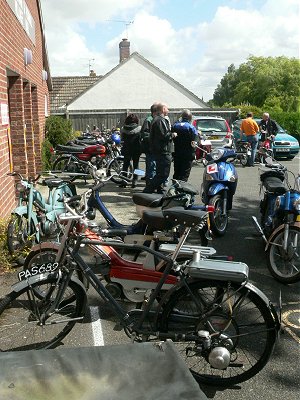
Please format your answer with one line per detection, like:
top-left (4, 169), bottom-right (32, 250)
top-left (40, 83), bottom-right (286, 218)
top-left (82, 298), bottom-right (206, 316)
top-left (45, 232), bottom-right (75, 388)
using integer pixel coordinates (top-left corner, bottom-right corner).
top-left (40, 0), bottom-right (299, 102)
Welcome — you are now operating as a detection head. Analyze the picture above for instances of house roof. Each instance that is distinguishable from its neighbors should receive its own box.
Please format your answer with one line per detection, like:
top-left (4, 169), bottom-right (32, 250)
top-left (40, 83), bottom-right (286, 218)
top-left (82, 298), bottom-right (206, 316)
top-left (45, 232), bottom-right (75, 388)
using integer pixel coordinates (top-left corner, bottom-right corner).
top-left (50, 75), bottom-right (101, 112)
top-left (67, 52), bottom-right (208, 111)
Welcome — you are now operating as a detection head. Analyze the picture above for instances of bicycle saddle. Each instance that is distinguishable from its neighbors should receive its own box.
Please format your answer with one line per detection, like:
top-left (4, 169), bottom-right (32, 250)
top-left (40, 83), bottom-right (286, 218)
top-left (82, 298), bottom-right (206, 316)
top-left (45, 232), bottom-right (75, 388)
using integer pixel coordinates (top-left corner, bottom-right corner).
top-left (42, 178), bottom-right (66, 189)
top-left (162, 207), bottom-right (208, 227)
top-left (261, 176), bottom-right (286, 194)
top-left (142, 209), bottom-right (177, 230)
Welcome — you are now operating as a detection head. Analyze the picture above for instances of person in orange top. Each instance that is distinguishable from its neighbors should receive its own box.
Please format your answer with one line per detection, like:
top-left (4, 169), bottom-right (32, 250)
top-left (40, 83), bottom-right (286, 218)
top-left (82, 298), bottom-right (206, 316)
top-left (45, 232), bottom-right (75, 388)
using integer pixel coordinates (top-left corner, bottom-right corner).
top-left (240, 112), bottom-right (259, 166)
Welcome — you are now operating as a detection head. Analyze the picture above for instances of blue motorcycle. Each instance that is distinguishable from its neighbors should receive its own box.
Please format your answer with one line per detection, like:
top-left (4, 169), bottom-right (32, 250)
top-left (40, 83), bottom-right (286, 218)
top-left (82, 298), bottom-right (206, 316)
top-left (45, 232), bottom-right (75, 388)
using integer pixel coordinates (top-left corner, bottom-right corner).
top-left (252, 159), bottom-right (300, 283)
top-left (201, 147), bottom-right (238, 236)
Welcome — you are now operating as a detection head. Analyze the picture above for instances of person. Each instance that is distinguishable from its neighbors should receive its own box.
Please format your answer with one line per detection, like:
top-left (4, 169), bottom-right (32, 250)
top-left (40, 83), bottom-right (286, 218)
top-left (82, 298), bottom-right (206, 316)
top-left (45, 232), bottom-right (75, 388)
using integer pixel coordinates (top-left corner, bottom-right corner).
top-left (120, 114), bottom-right (141, 188)
top-left (171, 109), bottom-right (198, 181)
top-left (144, 103), bottom-right (176, 193)
top-left (258, 112), bottom-right (278, 141)
top-left (240, 112), bottom-right (260, 167)
top-left (140, 103), bottom-right (159, 188)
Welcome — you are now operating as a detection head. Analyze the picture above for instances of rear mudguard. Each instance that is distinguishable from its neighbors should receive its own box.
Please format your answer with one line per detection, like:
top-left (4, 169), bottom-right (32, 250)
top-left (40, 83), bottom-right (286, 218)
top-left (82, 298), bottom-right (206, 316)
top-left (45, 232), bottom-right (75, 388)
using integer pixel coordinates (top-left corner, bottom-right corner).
top-left (10, 207), bottom-right (40, 242)
top-left (265, 222), bottom-right (300, 251)
top-left (10, 273), bottom-right (87, 317)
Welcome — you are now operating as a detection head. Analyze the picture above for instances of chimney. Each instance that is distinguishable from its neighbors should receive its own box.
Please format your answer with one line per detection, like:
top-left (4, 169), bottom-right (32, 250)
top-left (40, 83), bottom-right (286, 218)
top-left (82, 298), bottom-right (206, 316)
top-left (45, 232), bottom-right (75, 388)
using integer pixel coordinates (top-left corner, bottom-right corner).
top-left (119, 38), bottom-right (130, 63)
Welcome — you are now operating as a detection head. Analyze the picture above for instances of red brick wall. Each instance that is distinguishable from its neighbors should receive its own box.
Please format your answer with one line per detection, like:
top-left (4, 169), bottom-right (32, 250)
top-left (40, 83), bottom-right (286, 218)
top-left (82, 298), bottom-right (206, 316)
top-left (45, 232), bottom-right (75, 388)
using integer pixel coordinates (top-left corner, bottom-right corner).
top-left (0, 0), bottom-right (50, 217)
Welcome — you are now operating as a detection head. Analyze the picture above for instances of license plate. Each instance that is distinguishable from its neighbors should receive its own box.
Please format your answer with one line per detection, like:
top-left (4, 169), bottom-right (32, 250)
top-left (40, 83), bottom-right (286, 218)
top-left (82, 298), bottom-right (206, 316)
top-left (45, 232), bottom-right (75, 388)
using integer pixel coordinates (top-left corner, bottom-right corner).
top-left (277, 148), bottom-right (290, 152)
top-left (18, 262), bottom-right (59, 281)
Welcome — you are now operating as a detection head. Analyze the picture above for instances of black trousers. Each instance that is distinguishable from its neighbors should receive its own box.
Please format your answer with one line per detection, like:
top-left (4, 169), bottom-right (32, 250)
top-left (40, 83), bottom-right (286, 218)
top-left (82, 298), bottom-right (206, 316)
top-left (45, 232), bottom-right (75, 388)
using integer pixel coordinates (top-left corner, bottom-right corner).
top-left (173, 155), bottom-right (193, 182)
top-left (145, 153), bottom-right (172, 193)
top-left (123, 153), bottom-right (140, 181)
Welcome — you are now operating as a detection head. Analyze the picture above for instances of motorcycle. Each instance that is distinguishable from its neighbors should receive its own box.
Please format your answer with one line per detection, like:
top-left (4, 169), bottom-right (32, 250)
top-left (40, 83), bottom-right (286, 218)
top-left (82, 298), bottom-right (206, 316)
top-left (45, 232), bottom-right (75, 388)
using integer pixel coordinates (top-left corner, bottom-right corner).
top-left (6, 171), bottom-right (77, 265)
top-left (201, 147), bottom-right (238, 236)
top-left (252, 158), bottom-right (300, 283)
top-left (195, 133), bottom-right (212, 162)
top-left (85, 165), bottom-right (210, 247)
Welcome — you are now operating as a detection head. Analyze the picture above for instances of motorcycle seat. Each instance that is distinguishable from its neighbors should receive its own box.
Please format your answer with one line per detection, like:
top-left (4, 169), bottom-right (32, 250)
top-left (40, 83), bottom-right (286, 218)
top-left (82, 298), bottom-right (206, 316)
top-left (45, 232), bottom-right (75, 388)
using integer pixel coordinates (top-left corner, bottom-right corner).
top-left (42, 178), bottom-right (66, 189)
top-left (56, 144), bottom-right (86, 153)
top-left (132, 193), bottom-right (163, 207)
top-left (262, 176), bottom-right (286, 194)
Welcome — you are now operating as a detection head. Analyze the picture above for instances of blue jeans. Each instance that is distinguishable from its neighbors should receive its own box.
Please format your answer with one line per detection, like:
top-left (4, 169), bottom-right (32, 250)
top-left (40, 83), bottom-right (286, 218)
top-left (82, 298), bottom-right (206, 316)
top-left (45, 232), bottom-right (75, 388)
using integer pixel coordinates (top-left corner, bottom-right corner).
top-left (145, 153), bottom-right (156, 185)
top-left (247, 134), bottom-right (258, 166)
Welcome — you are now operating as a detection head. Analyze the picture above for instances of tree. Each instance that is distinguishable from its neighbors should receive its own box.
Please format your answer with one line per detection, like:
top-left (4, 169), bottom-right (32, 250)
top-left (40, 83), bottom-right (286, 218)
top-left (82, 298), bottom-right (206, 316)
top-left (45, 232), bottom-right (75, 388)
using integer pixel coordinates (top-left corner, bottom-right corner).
top-left (212, 56), bottom-right (300, 112)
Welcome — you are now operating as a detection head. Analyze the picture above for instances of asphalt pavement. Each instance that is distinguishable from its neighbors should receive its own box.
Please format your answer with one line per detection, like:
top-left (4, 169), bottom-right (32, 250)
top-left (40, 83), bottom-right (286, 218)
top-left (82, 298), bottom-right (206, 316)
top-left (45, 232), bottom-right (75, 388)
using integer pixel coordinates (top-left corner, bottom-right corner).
top-left (1, 154), bottom-right (299, 399)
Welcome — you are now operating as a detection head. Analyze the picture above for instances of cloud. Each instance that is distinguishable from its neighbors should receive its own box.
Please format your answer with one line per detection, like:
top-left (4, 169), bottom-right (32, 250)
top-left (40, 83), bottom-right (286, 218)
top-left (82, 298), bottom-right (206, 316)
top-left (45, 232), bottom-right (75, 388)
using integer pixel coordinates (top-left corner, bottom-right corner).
top-left (41, 0), bottom-right (299, 101)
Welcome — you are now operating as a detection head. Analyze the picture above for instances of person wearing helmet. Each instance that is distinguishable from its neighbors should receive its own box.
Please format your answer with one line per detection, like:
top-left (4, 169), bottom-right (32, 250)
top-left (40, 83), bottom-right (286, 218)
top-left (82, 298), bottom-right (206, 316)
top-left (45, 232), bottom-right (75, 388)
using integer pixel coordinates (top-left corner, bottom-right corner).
top-left (171, 109), bottom-right (198, 181)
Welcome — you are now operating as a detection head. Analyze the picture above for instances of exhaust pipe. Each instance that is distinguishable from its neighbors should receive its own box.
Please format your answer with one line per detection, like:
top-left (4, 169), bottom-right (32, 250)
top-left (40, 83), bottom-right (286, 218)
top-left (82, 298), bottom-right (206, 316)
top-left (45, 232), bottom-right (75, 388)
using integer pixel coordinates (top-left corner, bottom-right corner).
top-left (251, 216), bottom-right (267, 243)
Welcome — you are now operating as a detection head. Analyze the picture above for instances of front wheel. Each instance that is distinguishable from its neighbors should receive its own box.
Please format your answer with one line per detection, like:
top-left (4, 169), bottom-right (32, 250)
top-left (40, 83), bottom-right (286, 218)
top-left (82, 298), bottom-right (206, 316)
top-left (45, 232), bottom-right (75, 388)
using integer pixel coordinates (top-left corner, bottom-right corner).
top-left (7, 215), bottom-right (37, 265)
top-left (159, 280), bottom-right (277, 386)
top-left (106, 156), bottom-right (133, 184)
top-left (240, 154), bottom-right (248, 167)
top-left (208, 194), bottom-right (228, 236)
top-left (0, 277), bottom-right (85, 351)
top-left (267, 225), bottom-right (300, 284)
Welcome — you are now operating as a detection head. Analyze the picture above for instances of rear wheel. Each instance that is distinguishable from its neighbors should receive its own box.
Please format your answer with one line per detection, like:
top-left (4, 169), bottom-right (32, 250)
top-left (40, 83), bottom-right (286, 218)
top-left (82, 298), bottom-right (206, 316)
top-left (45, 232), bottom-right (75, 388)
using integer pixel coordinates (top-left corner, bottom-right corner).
top-left (53, 156), bottom-right (85, 174)
top-left (208, 194), bottom-right (228, 236)
top-left (240, 154), bottom-right (248, 167)
top-left (0, 277), bottom-right (85, 351)
top-left (7, 215), bottom-right (37, 265)
top-left (267, 226), bottom-right (300, 283)
top-left (160, 281), bottom-right (277, 386)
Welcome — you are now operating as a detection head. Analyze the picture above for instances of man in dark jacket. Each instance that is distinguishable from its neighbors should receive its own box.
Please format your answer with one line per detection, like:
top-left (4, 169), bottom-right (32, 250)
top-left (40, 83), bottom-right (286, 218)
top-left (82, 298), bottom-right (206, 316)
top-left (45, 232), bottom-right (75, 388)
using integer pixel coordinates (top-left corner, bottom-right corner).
top-left (144, 103), bottom-right (176, 193)
top-left (140, 103), bottom-right (158, 188)
top-left (172, 109), bottom-right (198, 181)
top-left (120, 114), bottom-right (141, 188)
top-left (259, 112), bottom-right (278, 141)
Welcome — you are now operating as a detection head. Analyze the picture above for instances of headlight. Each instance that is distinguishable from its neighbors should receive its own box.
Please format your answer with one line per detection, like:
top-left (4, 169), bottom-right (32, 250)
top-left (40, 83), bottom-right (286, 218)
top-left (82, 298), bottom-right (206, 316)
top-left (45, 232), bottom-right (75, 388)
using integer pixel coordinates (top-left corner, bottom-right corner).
top-left (229, 176), bottom-right (236, 182)
top-left (291, 142), bottom-right (299, 147)
top-left (211, 149), bottom-right (224, 161)
top-left (293, 198), bottom-right (300, 211)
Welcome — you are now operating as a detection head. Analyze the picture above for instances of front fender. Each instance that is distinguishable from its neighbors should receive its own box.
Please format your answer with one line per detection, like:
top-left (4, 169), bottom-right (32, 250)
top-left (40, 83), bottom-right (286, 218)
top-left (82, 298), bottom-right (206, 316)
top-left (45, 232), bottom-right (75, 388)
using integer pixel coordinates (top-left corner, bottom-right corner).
top-left (264, 222), bottom-right (300, 251)
top-left (10, 273), bottom-right (87, 316)
top-left (207, 183), bottom-right (228, 197)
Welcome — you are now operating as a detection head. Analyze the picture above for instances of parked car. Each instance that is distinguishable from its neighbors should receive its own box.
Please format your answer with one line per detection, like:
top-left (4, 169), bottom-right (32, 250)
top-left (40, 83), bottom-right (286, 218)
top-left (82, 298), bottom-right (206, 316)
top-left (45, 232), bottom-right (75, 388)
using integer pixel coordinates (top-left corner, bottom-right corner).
top-left (192, 116), bottom-right (232, 148)
top-left (232, 118), bottom-right (299, 160)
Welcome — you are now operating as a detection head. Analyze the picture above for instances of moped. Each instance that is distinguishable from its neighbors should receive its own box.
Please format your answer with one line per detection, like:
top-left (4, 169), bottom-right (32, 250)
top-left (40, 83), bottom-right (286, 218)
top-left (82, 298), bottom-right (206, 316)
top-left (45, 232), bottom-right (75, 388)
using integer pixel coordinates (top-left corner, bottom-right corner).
top-left (7, 171), bottom-right (76, 265)
top-left (201, 147), bottom-right (238, 236)
top-left (252, 157), bottom-right (300, 283)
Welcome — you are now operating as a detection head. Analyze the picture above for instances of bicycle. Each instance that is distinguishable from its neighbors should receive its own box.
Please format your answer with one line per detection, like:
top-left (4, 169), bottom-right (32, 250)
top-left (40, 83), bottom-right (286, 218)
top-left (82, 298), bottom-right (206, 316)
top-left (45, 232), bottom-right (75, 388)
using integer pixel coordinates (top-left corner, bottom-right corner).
top-left (0, 195), bottom-right (281, 387)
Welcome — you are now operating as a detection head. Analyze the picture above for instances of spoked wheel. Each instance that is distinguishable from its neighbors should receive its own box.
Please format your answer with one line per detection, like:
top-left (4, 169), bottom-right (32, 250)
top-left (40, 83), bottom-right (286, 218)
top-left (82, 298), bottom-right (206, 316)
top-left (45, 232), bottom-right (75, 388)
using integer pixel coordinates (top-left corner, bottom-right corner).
top-left (267, 226), bottom-right (300, 284)
top-left (53, 156), bottom-right (85, 174)
top-left (159, 281), bottom-right (277, 386)
top-left (240, 154), bottom-right (248, 167)
top-left (208, 194), bottom-right (228, 236)
top-left (106, 156), bottom-right (133, 184)
top-left (7, 215), bottom-right (37, 265)
top-left (0, 277), bottom-right (85, 351)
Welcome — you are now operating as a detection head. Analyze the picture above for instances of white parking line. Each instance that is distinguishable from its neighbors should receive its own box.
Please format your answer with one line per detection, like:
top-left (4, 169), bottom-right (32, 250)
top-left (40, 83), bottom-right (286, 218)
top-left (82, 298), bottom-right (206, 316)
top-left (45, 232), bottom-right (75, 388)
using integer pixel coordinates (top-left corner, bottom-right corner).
top-left (90, 306), bottom-right (104, 346)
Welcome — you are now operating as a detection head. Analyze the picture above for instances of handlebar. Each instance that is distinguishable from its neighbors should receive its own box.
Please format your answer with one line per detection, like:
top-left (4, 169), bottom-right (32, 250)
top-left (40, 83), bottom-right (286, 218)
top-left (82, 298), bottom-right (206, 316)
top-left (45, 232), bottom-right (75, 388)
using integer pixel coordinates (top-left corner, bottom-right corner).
top-left (7, 172), bottom-right (41, 183)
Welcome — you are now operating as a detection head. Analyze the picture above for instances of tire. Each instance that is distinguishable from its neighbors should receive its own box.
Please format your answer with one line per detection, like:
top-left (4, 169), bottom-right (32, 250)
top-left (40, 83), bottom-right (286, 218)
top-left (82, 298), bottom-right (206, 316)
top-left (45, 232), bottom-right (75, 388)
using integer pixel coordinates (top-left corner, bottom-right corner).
top-left (240, 154), bottom-right (248, 167)
top-left (0, 277), bottom-right (85, 351)
top-left (159, 280), bottom-right (276, 386)
top-left (208, 194), bottom-right (228, 236)
top-left (267, 225), bottom-right (300, 284)
top-left (7, 215), bottom-right (37, 265)
top-left (23, 246), bottom-right (89, 298)
top-left (106, 156), bottom-right (133, 184)
top-left (53, 156), bottom-right (84, 174)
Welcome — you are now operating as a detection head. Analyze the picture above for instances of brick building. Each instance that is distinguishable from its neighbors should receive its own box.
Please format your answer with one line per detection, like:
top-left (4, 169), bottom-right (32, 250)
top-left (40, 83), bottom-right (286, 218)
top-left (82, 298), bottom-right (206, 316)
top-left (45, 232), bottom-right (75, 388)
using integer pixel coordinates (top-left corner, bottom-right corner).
top-left (0, 0), bottom-right (51, 217)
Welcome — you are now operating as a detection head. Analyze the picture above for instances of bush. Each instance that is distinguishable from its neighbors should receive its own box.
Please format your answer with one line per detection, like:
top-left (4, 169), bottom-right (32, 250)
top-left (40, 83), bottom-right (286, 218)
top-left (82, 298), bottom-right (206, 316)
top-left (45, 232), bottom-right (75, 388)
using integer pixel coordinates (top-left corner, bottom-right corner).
top-left (41, 138), bottom-right (54, 170)
top-left (0, 218), bottom-right (13, 273)
top-left (45, 115), bottom-right (75, 146)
